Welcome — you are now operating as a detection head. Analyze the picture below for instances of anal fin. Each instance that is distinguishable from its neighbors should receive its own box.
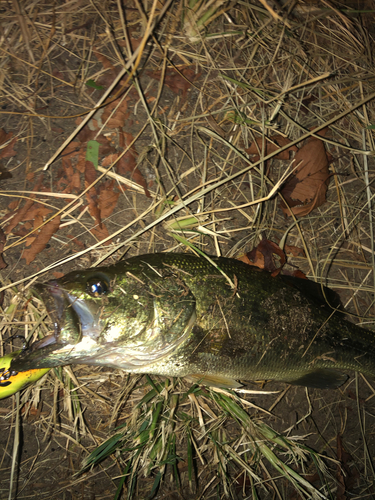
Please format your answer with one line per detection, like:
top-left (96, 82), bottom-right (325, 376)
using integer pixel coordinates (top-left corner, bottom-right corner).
top-left (286, 369), bottom-right (348, 389)
top-left (185, 373), bottom-right (242, 389)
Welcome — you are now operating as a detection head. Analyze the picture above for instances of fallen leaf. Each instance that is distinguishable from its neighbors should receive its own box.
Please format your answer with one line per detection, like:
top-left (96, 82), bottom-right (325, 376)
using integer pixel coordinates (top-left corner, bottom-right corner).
top-left (98, 180), bottom-right (120, 219)
top-left (8, 200), bottom-right (18, 211)
top-left (284, 244), bottom-right (306, 258)
top-left (85, 160), bottom-right (101, 226)
top-left (64, 130), bottom-right (116, 172)
top-left (84, 161), bottom-right (112, 243)
top-left (66, 234), bottom-right (85, 248)
top-left (51, 125), bottom-right (64, 134)
top-left (11, 224), bottom-right (32, 237)
top-left (239, 238), bottom-right (286, 274)
top-left (116, 131), bottom-right (150, 197)
top-left (52, 272), bottom-right (65, 279)
top-left (56, 158), bottom-right (81, 195)
top-left (282, 269), bottom-right (307, 279)
top-left (301, 94), bottom-right (317, 115)
top-left (0, 227), bottom-right (7, 269)
top-left (92, 48), bottom-right (118, 87)
top-left (0, 130), bottom-right (17, 159)
top-left (101, 153), bottom-right (118, 167)
top-left (245, 135), bottom-right (298, 161)
top-left (25, 235), bottom-right (36, 247)
top-left (4, 175), bottom-right (45, 236)
top-left (101, 94), bottom-right (131, 129)
top-left (91, 48), bottom-right (132, 103)
top-left (147, 66), bottom-right (200, 99)
top-left (336, 434), bottom-right (359, 500)
top-left (62, 141), bottom-right (81, 159)
top-left (5, 200), bottom-right (36, 235)
top-left (280, 131), bottom-right (330, 216)
top-left (90, 223), bottom-right (110, 242)
top-left (52, 67), bottom-right (71, 84)
top-left (22, 216), bottom-right (61, 265)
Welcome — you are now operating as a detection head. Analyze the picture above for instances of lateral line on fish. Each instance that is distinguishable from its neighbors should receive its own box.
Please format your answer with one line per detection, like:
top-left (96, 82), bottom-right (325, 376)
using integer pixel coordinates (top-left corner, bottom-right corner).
top-left (161, 262), bottom-right (194, 277)
top-left (125, 271), bottom-right (145, 285)
top-left (198, 253), bottom-right (240, 299)
top-left (216, 297), bottom-right (231, 339)
top-left (256, 337), bottom-right (278, 367)
top-left (142, 262), bottom-right (163, 277)
top-left (310, 352), bottom-right (337, 364)
top-left (301, 310), bottom-right (336, 358)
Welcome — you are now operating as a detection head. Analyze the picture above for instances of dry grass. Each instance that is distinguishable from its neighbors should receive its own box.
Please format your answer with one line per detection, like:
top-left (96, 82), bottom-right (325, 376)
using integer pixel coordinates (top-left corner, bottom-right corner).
top-left (1, 0), bottom-right (375, 498)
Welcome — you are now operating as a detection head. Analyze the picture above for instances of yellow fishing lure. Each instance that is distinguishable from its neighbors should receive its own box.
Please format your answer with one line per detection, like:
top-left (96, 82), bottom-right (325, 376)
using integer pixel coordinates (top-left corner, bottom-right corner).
top-left (0, 350), bottom-right (49, 399)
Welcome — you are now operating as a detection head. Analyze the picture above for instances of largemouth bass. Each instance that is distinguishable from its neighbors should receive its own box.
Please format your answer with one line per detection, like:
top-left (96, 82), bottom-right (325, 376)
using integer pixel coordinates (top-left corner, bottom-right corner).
top-left (7, 253), bottom-right (375, 389)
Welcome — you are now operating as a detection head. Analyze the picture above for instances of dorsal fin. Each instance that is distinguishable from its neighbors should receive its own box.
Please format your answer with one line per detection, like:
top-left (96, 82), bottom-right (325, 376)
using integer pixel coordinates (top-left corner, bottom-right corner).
top-left (281, 275), bottom-right (342, 310)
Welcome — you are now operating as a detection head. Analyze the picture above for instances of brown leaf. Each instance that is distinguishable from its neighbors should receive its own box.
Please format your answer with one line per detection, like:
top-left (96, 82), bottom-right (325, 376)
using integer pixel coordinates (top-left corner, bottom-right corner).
top-left (336, 434), bottom-right (360, 500)
top-left (98, 180), bottom-right (119, 219)
top-left (90, 223), bottom-right (110, 243)
top-left (0, 227), bottom-right (7, 269)
top-left (84, 160), bottom-right (101, 226)
top-left (0, 130), bottom-right (17, 160)
top-left (11, 225), bottom-right (31, 237)
top-left (93, 48), bottom-right (117, 73)
top-left (284, 244), bottom-right (306, 258)
top-left (117, 131), bottom-right (150, 197)
top-left (62, 141), bottom-right (81, 159)
top-left (4, 175), bottom-right (47, 235)
top-left (147, 66), bottom-right (200, 99)
top-left (301, 95), bottom-right (317, 115)
top-left (56, 158), bottom-right (81, 194)
top-left (117, 36), bottom-right (142, 51)
top-left (239, 238), bottom-right (286, 273)
top-left (5, 200), bottom-right (36, 235)
top-left (25, 236), bottom-right (36, 247)
top-left (92, 48), bottom-right (118, 88)
top-left (66, 234), bottom-right (85, 248)
top-left (8, 200), bottom-right (18, 211)
top-left (245, 135), bottom-right (298, 161)
top-left (22, 216), bottom-right (61, 265)
top-left (52, 68), bottom-right (71, 84)
top-left (282, 269), bottom-right (307, 279)
top-left (280, 134), bottom-right (330, 216)
top-left (101, 96), bottom-right (131, 129)
top-left (84, 161), bottom-right (112, 243)
top-left (101, 153), bottom-right (119, 166)
top-left (52, 272), bottom-right (65, 279)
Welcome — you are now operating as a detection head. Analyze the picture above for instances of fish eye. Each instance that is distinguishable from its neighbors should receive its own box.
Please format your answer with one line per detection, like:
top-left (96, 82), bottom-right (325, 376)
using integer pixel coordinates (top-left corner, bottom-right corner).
top-left (86, 278), bottom-right (109, 297)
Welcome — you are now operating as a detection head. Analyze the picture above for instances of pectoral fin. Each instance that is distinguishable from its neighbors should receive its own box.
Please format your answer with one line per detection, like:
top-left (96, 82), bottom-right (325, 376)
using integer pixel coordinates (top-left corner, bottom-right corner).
top-left (285, 369), bottom-right (348, 389)
top-left (186, 373), bottom-right (242, 389)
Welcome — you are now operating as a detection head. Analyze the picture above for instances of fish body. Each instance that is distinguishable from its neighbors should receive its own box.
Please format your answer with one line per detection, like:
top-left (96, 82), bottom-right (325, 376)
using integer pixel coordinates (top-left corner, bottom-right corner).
top-left (9, 253), bottom-right (375, 389)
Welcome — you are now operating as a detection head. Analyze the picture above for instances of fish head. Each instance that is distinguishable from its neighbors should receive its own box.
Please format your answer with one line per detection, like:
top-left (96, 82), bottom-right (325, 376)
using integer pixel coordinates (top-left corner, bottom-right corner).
top-left (11, 268), bottom-right (116, 371)
top-left (11, 263), bottom-right (196, 372)
top-left (39, 270), bottom-right (114, 343)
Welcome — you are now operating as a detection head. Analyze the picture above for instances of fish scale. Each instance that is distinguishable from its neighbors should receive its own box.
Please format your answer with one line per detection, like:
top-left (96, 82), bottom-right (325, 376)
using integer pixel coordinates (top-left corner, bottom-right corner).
top-left (6, 253), bottom-right (375, 391)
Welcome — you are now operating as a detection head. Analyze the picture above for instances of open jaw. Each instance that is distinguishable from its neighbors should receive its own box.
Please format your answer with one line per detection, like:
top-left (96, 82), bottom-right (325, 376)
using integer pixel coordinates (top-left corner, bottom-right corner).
top-left (10, 282), bottom-right (105, 372)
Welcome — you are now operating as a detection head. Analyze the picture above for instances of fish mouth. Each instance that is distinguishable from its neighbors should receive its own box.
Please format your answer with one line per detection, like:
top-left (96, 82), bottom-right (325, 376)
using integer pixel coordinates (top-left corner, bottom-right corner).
top-left (31, 281), bottom-right (103, 351)
top-left (11, 281), bottom-right (105, 372)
